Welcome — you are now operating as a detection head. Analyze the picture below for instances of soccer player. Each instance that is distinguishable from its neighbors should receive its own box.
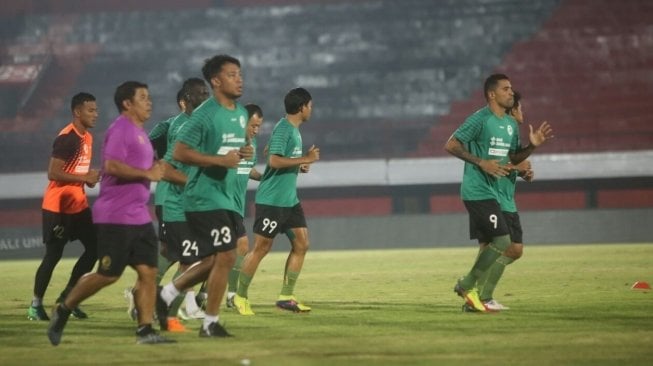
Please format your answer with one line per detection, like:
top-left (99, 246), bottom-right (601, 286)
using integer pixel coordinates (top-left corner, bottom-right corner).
top-left (28, 93), bottom-right (100, 321)
top-left (124, 83), bottom-right (208, 331)
top-left (157, 54), bottom-right (254, 337)
top-left (225, 103), bottom-right (264, 308)
top-left (233, 87), bottom-right (320, 315)
top-left (444, 74), bottom-right (552, 312)
top-left (158, 78), bottom-right (211, 329)
top-left (47, 81), bottom-right (174, 345)
top-left (472, 91), bottom-right (535, 311)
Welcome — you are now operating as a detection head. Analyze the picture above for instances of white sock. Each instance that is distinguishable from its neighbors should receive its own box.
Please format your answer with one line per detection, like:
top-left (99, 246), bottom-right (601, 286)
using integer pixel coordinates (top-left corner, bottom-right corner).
top-left (185, 291), bottom-right (199, 314)
top-left (161, 283), bottom-right (180, 305)
top-left (203, 314), bottom-right (218, 330)
top-left (227, 291), bottom-right (235, 299)
top-left (31, 297), bottom-right (42, 307)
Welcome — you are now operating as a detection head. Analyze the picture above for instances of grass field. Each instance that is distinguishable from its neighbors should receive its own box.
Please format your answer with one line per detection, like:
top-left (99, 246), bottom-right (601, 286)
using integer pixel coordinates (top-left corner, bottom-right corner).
top-left (1, 243), bottom-right (652, 366)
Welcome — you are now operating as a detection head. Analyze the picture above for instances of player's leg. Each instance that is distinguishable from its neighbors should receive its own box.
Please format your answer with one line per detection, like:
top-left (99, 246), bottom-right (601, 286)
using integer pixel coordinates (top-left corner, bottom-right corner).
top-left (276, 225), bottom-right (311, 312)
top-left (227, 216), bottom-right (249, 308)
top-left (57, 209), bottom-right (98, 319)
top-left (30, 210), bottom-right (68, 321)
top-left (234, 204), bottom-right (280, 315)
top-left (478, 212), bottom-right (524, 309)
top-left (456, 200), bottom-right (510, 311)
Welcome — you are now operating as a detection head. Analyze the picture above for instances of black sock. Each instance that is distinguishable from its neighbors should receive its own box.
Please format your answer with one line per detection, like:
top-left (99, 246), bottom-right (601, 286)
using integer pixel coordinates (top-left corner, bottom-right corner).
top-left (136, 324), bottom-right (154, 336)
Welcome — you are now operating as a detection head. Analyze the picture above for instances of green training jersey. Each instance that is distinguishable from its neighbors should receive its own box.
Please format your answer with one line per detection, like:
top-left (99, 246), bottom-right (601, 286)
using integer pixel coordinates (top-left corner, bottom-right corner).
top-left (161, 112), bottom-right (192, 222)
top-left (255, 118), bottom-right (303, 207)
top-left (453, 106), bottom-right (518, 201)
top-left (176, 98), bottom-right (248, 213)
top-left (497, 125), bottom-right (522, 213)
top-left (234, 137), bottom-right (257, 217)
top-left (149, 116), bottom-right (173, 206)
top-left (149, 116), bottom-right (172, 159)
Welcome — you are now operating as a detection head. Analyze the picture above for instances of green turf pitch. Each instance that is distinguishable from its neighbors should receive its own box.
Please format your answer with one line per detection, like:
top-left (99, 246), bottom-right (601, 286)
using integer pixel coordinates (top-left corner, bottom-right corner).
top-left (1, 243), bottom-right (652, 365)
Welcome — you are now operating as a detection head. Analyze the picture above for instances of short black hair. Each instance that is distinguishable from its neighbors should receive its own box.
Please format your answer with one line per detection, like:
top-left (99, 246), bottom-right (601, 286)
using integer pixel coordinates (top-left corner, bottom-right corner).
top-left (284, 87), bottom-right (312, 114)
top-left (484, 73), bottom-right (510, 101)
top-left (70, 92), bottom-right (95, 112)
top-left (113, 81), bottom-right (148, 113)
top-left (201, 55), bottom-right (240, 84)
top-left (244, 103), bottom-right (263, 120)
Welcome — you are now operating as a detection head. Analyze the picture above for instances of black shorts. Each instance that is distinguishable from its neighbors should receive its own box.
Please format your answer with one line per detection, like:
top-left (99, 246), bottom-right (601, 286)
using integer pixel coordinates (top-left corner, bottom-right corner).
top-left (155, 205), bottom-right (166, 243)
top-left (185, 210), bottom-right (239, 257)
top-left (253, 203), bottom-right (307, 239)
top-left (42, 208), bottom-right (96, 247)
top-left (464, 199), bottom-right (510, 242)
top-left (503, 211), bottom-right (523, 244)
top-left (96, 223), bottom-right (158, 277)
top-left (164, 221), bottom-right (201, 265)
top-left (234, 214), bottom-right (246, 239)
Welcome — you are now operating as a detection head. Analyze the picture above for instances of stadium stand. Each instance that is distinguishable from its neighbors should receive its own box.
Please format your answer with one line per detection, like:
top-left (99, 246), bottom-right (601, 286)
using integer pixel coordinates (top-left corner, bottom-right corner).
top-left (0, 0), bottom-right (651, 219)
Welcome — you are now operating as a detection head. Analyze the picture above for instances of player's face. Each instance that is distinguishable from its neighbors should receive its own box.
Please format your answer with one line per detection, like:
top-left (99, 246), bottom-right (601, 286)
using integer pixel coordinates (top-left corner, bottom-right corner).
top-left (214, 63), bottom-right (243, 100)
top-left (76, 101), bottom-right (98, 129)
top-left (126, 87), bottom-right (152, 123)
top-left (492, 79), bottom-right (514, 110)
top-left (301, 100), bottom-right (313, 122)
top-left (188, 85), bottom-right (210, 111)
top-left (246, 114), bottom-right (263, 139)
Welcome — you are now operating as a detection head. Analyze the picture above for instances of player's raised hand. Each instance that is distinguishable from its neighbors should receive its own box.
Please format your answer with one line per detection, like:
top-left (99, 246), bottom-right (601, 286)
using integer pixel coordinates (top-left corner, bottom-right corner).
top-left (306, 145), bottom-right (320, 163)
top-left (529, 121), bottom-right (554, 147)
top-left (479, 159), bottom-right (510, 178)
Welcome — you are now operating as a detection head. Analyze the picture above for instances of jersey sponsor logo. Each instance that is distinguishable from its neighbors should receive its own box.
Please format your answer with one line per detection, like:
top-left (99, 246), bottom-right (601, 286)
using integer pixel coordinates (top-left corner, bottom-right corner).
top-left (507, 125), bottom-right (513, 135)
top-left (237, 167), bottom-right (252, 175)
top-left (490, 137), bottom-right (510, 148)
top-left (291, 147), bottom-right (302, 158)
top-left (488, 147), bottom-right (509, 157)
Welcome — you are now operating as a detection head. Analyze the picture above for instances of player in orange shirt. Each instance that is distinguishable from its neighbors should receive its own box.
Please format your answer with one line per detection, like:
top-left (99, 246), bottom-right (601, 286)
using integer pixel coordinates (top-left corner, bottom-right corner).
top-left (28, 92), bottom-right (100, 321)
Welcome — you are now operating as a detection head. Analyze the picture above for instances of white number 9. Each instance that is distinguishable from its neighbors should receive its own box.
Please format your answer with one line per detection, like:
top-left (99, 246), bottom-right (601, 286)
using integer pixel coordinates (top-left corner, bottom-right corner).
top-left (489, 214), bottom-right (498, 229)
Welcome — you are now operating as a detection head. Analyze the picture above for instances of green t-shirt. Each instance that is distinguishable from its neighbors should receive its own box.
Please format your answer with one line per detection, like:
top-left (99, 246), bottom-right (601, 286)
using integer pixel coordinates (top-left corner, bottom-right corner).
top-left (161, 112), bottom-right (192, 222)
top-left (149, 117), bottom-right (172, 159)
top-left (497, 127), bottom-right (522, 213)
top-left (255, 118), bottom-right (303, 207)
top-left (453, 106), bottom-right (518, 201)
top-left (233, 138), bottom-right (257, 217)
top-left (176, 98), bottom-right (248, 213)
top-left (149, 117), bottom-right (173, 206)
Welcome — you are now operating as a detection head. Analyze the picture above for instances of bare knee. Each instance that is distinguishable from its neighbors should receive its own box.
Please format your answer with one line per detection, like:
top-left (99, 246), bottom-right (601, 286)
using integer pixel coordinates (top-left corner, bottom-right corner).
top-left (505, 243), bottom-right (523, 260)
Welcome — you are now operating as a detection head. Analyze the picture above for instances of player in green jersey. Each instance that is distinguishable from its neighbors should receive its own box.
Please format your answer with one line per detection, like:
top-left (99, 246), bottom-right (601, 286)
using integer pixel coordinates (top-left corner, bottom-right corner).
top-left (445, 74), bottom-right (553, 312)
top-left (223, 103), bottom-right (263, 308)
top-left (233, 87), bottom-right (320, 315)
top-left (157, 55), bottom-right (253, 337)
top-left (469, 91), bottom-right (536, 312)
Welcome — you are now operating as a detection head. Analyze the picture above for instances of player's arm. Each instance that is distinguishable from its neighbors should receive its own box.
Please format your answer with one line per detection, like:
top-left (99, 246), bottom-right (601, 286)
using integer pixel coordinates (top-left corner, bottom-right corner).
top-left (173, 141), bottom-right (241, 168)
top-left (161, 160), bottom-right (186, 186)
top-left (104, 159), bottom-right (164, 182)
top-left (47, 158), bottom-right (99, 186)
top-left (269, 145), bottom-right (319, 169)
top-left (444, 136), bottom-right (509, 177)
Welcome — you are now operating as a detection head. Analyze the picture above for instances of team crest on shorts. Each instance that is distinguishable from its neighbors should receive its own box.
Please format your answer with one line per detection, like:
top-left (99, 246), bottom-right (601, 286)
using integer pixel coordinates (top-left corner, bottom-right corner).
top-left (100, 255), bottom-right (112, 271)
